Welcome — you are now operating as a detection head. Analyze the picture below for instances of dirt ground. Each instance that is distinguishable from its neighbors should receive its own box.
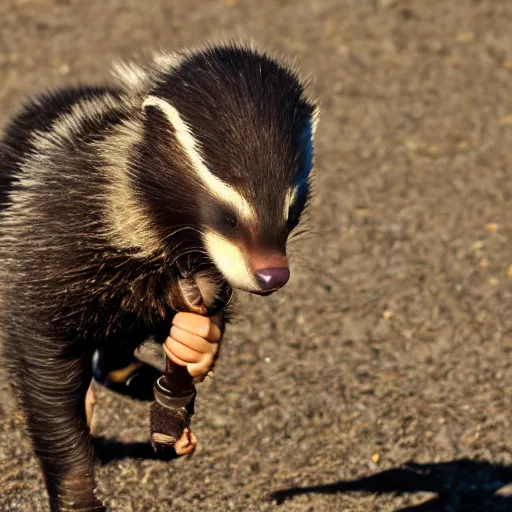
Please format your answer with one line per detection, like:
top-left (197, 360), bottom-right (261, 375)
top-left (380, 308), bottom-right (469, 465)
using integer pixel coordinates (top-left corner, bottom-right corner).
top-left (1, 0), bottom-right (511, 510)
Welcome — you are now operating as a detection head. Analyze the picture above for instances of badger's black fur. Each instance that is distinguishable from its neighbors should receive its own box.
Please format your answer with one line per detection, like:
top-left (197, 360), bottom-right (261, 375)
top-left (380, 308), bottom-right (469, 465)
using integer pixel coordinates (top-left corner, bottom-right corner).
top-left (0, 42), bottom-right (318, 511)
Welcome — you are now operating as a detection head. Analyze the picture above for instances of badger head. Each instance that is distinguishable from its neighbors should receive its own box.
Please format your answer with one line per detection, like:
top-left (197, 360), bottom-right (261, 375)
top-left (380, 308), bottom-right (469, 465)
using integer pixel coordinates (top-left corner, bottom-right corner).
top-left (127, 43), bottom-right (319, 296)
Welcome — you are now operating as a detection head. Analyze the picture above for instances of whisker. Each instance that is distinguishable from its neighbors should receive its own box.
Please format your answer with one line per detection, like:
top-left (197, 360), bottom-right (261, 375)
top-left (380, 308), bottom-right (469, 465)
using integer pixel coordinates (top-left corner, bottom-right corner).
top-left (290, 252), bottom-right (351, 289)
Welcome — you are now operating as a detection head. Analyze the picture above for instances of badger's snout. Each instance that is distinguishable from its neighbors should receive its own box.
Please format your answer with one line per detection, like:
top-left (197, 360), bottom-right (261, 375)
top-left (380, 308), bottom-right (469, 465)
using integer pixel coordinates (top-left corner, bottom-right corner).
top-left (203, 229), bottom-right (292, 294)
top-left (255, 266), bottom-right (290, 291)
top-left (252, 254), bottom-right (290, 294)
top-left (256, 267), bottom-right (290, 291)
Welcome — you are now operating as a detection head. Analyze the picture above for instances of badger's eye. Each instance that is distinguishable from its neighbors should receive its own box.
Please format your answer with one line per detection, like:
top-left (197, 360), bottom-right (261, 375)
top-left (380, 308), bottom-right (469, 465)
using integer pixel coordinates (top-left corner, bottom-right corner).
top-left (224, 213), bottom-right (238, 229)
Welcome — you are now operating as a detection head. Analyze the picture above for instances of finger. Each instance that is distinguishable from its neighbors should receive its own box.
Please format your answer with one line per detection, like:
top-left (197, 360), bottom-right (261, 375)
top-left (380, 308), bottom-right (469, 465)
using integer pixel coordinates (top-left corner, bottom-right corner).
top-left (170, 326), bottom-right (219, 355)
top-left (180, 428), bottom-right (190, 447)
top-left (85, 381), bottom-right (96, 430)
top-left (163, 345), bottom-right (189, 368)
top-left (174, 429), bottom-right (197, 456)
top-left (172, 313), bottom-right (222, 342)
top-left (186, 356), bottom-right (214, 378)
top-left (174, 429), bottom-right (191, 456)
top-left (164, 338), bottom-right (202, 363)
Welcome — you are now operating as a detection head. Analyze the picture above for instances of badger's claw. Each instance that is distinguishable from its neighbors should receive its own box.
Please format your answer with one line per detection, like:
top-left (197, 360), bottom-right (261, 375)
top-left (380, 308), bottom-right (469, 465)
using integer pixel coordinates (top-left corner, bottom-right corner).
top-left (173, 428), bottom-right (197, 456)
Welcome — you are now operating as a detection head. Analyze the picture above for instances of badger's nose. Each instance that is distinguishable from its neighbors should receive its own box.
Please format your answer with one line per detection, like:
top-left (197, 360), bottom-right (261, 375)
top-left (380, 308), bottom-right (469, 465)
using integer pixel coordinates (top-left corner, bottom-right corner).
top-left (255, 267), bottom-right (290, 291)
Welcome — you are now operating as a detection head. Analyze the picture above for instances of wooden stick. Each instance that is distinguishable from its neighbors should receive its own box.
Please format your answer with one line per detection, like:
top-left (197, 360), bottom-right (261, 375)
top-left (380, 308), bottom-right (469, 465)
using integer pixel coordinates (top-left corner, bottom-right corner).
top-left (149, 357), bottom-right (195, 455)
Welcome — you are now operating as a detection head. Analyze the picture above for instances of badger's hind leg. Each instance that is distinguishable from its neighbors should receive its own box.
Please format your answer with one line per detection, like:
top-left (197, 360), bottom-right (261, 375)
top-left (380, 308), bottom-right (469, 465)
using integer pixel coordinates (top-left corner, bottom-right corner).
top-left (91, 339), bottom-right (165, 401)
top-left (18, 338), bottom-right (105, 511)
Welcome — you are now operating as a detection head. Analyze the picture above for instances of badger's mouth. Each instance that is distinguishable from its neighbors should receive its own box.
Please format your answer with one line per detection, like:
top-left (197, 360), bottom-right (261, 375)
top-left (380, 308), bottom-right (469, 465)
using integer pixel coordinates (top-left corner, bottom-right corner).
top-left (250, 288), bottom-right (279, 297)
top-left (217, 266), bottom-right (290, 297)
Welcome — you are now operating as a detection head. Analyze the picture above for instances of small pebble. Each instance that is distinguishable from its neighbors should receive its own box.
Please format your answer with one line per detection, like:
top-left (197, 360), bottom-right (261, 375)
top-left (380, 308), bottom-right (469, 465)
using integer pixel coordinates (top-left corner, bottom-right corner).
top-left (58, 63), bottom-right (70, 75)
top-left (428, 144), bottom-right (441, 156)
top-left (444, 56), bottom-right (461, 67)
top-left (456, 32), bottom-right (474, 43)
top-left (498, 115), bottom-right (512, 125)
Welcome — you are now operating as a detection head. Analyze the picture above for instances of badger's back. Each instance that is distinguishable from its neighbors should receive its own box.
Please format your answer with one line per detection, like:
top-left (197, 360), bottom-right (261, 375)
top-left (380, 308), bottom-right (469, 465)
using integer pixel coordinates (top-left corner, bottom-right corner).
top-left (0, 86), bottom-right (121, 210)
top-left (0, 86), bottom-right (121, 376)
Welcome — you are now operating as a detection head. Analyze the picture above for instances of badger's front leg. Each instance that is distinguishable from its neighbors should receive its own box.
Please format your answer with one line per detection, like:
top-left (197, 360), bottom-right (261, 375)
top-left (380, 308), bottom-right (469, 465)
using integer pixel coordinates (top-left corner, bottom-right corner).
top-left (151, 311), bottom-right (224, 456)
top-left (20, 341), bottom-right (104, 512)
top-left (86, 311), bottom-right (224, 460)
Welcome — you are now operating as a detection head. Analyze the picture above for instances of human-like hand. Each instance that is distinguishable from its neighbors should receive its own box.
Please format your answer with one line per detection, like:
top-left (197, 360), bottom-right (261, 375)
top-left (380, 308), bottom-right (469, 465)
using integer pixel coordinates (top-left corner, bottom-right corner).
top-left (163, 312), bottom-right (222, 378)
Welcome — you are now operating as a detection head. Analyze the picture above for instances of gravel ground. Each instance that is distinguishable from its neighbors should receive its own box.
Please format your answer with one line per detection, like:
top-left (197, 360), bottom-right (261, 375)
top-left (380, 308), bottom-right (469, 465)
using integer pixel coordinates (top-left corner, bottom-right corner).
top-left (1, 1), bottom-right (511, 511)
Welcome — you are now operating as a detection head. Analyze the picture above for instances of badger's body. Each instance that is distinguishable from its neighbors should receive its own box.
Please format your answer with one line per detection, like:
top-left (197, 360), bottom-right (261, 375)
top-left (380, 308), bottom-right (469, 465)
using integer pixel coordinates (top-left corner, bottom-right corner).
top-left (0, 43), bottom-right (317, 511)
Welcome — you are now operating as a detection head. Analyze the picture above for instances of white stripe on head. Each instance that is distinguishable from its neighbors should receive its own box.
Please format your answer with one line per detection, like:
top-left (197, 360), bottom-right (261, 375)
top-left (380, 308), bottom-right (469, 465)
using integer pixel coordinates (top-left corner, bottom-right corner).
top-left (142, 95), bottom-right (256, 222)
top-left (311, 105), bottom-right (320, 137)
top-left (284, 186), bottom-right (298, 220)
top-left (203, 230), bottom-right (258, 290)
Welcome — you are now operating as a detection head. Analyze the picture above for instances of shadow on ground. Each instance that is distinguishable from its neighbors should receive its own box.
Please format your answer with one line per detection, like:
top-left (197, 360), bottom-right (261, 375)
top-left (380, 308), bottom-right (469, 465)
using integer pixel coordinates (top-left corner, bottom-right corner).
top-left (93, 440), bottom-right (512, 510)
top-left (92, 436), bottom-right (179, 465)
top-left (270, 460), bottom-right (512, 512)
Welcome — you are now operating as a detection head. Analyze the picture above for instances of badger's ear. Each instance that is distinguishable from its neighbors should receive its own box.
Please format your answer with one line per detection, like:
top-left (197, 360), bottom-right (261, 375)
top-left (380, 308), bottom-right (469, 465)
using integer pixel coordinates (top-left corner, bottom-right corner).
top-left (141, 95), bottom-right (207, 176)
top-left (142, 95), bottom-right (202, 156)
top-left (143, 96), bottom-right (177, 123)
top-left (142, 96), bottom-right (177, 132)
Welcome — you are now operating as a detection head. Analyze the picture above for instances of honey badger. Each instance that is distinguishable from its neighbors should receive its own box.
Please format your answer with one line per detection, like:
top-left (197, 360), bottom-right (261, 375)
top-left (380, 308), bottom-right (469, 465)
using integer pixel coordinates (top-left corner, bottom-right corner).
top-left (0, 42), bottom-right (318, 511)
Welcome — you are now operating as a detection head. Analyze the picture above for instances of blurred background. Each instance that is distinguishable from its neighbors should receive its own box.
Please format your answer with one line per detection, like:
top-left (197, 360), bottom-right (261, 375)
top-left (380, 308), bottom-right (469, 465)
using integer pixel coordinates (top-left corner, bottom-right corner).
top-left (0, 0), bottom-right (511, 510)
